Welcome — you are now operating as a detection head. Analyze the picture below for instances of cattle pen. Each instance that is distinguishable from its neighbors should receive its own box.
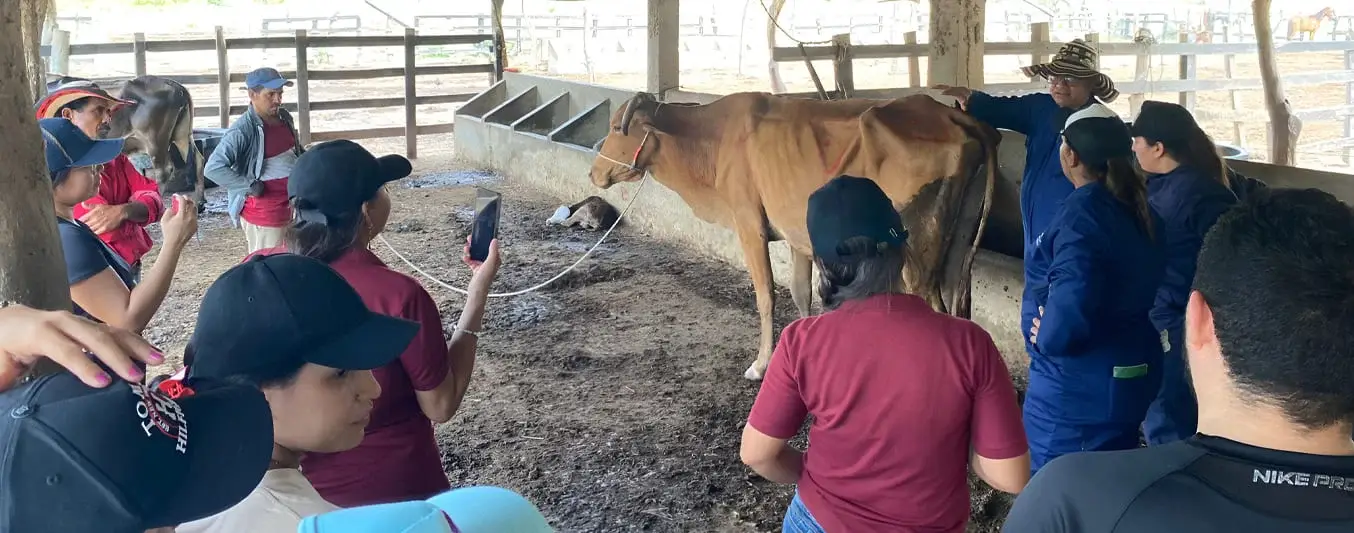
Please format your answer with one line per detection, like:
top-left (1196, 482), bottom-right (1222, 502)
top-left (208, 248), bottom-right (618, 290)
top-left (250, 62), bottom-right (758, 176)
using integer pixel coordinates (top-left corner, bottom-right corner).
top-left (41, 26), bottom-right (503, 159)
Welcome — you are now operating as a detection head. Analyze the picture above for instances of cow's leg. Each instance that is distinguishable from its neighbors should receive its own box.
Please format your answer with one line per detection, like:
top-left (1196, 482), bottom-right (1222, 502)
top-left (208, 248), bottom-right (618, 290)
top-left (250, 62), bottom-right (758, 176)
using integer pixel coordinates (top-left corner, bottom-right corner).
top-left (736, 222), bottom-right (777, 381)
top-left (789, 250), bottom-right (813, 318)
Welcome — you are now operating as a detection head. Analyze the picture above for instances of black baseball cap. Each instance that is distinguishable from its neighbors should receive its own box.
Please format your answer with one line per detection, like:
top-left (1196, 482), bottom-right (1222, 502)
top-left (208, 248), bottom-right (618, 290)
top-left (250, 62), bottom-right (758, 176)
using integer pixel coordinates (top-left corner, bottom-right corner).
top-left (0, 370), bottom-right (273, 532)
top-left (1062, 104), bottom-right (1133, 167)
top-left (807, 175), bottom-right (908, 262)
top-left (186, 253), bottom-right (418, 383)
top-left (1128, 100), bottom-right (1201, 144)
top-left (287, 140), bottom-right (413, 227)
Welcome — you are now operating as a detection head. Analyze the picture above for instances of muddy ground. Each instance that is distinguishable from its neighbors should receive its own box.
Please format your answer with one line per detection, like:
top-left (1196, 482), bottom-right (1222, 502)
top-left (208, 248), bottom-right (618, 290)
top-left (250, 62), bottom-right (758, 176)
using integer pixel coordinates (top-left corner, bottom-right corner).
top-left (140, 135), bottom-right (1011, 532)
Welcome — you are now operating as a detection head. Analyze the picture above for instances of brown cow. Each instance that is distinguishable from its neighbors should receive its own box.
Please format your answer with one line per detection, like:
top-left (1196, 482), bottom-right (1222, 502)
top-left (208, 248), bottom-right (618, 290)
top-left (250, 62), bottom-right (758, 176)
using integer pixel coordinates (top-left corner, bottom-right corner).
top-left (589, 92), bottom-right (999, 380)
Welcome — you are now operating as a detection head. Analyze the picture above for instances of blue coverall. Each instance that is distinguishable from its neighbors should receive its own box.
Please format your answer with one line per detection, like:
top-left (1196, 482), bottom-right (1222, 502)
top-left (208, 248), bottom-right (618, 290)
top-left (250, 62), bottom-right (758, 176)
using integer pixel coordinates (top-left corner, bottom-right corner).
top-left (966, 92), bottom-right (1078, 358)
top-left (1141, 166), bottom-right (1238, 445)
top-left (1023, 182), bottom-right (1167, 473)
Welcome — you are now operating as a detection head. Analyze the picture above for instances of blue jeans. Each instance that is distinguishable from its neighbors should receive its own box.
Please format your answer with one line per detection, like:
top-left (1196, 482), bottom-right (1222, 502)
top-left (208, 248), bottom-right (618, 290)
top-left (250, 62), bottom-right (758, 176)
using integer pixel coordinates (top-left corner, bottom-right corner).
top-left (782, 490), bottom-right (827, 533)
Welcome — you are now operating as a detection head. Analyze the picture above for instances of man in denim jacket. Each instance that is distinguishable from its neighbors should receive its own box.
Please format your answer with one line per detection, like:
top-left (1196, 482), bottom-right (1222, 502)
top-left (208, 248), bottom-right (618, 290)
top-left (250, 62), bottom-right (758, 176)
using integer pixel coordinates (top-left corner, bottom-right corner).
top-left (204, 68), bottom-right (305, 253)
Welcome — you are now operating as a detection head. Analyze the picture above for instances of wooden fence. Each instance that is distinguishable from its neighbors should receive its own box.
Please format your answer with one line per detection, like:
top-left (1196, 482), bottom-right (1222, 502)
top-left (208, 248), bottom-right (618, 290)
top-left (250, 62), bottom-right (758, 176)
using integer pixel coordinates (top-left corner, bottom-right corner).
top-left (773, 21), bottom-right (1354, 164)
top-left (39, 27), bottom-right (502, 159)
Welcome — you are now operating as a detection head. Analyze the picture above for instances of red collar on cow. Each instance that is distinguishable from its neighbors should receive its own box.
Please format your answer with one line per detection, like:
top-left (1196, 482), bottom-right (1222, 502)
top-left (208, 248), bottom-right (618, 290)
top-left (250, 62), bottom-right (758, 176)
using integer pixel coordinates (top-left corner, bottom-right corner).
top-left (597, 128), bottom-right (653, 174)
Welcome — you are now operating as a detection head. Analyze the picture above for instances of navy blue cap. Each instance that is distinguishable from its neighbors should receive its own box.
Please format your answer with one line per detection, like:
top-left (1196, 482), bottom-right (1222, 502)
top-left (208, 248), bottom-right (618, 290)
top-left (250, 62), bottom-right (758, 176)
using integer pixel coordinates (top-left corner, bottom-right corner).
top-left (39, 117), bottom-right (123, 178)
top-left (186, 253), bottom-right (417, 383)
top-left (807, 175), bottom-right (908, 262)
top-left (288, 140), bottom-right (413, 227)
top-left (1128, 100), bottom-right (1201, 145)
top-left (244, 67), bottom-right (294, 91)
top-left (0, 371), bottom-right (273, 533)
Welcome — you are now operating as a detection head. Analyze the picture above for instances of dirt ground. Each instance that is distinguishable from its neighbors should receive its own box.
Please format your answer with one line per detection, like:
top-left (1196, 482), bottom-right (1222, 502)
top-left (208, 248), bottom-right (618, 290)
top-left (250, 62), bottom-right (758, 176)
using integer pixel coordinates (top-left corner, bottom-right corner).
top-left (135, 133), bottom-right (1014, 533)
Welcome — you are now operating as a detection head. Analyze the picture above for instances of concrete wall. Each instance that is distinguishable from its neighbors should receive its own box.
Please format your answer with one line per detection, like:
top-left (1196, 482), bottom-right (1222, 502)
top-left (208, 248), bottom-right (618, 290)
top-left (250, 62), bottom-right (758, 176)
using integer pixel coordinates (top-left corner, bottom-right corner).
top-left (456, 72), bottom-right (1354, 367)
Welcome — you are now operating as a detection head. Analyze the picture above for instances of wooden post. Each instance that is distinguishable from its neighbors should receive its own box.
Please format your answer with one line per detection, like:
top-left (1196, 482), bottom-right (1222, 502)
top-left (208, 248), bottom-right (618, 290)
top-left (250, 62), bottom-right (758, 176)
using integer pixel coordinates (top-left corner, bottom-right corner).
top-left (1083, 32), bottom-right (1100, 71)
top-left (1177, 32), bottom-right (1197, 111)
top-left (48, 28), bottom-right (69, 75)
top-left (215, 26), bottom-right (230, 127)
top-left (294, 30), bottom-right (311, 146)
top-left (1222, 22), bottom-right (1243, 145)
top-left (133, 32), bottom-right (147, 77)
top-left (905, 31), bottom-right (920, 87)
top-left (1345, 50), bottom-right (1353, 164)
top-left (490, 0), bottom-right (506, 83)
top-left (647, 0), bottom-right (679, 96)
top-left (404, 27), bottom-right (417, 159)
top-left (1252, 0), bottom-right (1296, 166)
top-left (927, 0), bottom-right (986, 88)
top-left (1029, 22), bottom-right (1049, 82)
top-left (830, 33), bottom-right (854, 99)
top-left (1129, 45), bottom-right (1150, 119)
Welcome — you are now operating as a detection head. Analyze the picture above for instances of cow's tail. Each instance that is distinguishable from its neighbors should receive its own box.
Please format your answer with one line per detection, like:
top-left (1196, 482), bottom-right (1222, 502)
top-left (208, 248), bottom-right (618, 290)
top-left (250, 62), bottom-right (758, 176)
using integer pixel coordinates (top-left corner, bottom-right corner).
top-left (949, 113), bottom-right (999, 319)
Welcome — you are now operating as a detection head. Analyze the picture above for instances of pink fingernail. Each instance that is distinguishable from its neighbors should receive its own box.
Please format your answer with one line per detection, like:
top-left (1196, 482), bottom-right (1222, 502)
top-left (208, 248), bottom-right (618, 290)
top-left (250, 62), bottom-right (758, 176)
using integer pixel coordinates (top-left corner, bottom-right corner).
top-left (94, 372), bottom-right (111, 386)
top-left (148, 350), bottom-right (165, 363)
top-left (129, 367), bottom-right (145, 380)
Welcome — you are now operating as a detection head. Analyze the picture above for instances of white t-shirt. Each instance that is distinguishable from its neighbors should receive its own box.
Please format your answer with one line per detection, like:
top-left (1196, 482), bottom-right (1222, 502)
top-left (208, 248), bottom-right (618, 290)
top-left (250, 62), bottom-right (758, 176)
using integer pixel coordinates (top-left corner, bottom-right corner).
top-left (175, 468), bottom-right (338, 533)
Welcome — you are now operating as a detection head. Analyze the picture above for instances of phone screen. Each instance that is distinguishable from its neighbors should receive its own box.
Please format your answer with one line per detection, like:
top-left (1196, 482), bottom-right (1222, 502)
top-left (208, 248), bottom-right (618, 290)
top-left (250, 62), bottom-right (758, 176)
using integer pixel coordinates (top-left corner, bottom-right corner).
top-left (469, 187), bottom-right (501, 262)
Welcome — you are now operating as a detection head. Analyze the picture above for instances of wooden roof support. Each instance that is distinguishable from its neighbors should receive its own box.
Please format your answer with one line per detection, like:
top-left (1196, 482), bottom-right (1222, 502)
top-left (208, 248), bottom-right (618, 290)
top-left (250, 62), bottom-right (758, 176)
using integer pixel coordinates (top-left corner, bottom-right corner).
top-left (648, 0), bottom-right (680, 98)
top-left (1253, 0), bottom-right (1300, 166)
top-left (928, 0), bottom-right (986, 88)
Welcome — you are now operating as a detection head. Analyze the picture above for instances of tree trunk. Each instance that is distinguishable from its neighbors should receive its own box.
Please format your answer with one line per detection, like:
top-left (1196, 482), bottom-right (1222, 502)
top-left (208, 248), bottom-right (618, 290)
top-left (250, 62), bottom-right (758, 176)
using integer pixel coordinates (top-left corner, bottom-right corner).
top-left (765, 0), bottom-right (787, 93)
top-left (19, 0), bottom-right (52, 103)
top-left (1253, 0), bottom-right (1298, 165)
top-left (0, 0), bottom-right (71, 311)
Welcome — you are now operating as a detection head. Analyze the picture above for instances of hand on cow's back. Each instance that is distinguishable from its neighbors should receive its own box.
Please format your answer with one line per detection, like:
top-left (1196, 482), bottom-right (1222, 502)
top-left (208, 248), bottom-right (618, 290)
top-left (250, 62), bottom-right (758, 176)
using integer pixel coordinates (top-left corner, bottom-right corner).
top-left (931, 85), bottom-right (973, 110)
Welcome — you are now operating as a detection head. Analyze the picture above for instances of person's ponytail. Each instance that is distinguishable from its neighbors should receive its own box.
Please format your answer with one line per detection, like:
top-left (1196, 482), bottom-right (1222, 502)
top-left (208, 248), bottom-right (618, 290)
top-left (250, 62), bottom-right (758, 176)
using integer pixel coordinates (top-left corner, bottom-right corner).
top-left (1102, 157), bottom-right (1156, 242)
top-left (1179, 128), bottom-right (1230, 189)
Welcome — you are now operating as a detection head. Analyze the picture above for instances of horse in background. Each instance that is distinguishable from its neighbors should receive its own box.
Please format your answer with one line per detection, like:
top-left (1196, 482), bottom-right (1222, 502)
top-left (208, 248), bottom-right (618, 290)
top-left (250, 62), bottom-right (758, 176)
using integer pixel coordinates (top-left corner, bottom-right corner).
top-left (1287, 7), bottom-right (1336, 41)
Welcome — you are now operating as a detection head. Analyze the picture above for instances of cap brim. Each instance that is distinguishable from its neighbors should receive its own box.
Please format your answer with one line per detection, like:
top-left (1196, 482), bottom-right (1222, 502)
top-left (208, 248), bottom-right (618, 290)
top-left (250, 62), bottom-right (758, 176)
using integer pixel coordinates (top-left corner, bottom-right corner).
top-left (254, 79), bottom-right (294, 90)
top-left (298, 501), bottom-right (454, 533)
top-left (429, 486), bottom-right (554, 533)
top-left (376, 154), bottom-right (414, 185)
top-left (71, 138), bottom-right (126, 167)
top-left (146, 381), bottom-right (274, 527)
top-left (35, 89), bottom-right (136, 118)
top-left (308, 311), bottom-right (418, 371)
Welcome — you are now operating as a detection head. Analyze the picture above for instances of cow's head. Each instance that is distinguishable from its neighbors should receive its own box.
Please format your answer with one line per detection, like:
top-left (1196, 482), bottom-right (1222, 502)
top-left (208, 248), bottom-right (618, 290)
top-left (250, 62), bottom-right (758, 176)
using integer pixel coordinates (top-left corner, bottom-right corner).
top-left (589, 92), bottom-right (662, 189)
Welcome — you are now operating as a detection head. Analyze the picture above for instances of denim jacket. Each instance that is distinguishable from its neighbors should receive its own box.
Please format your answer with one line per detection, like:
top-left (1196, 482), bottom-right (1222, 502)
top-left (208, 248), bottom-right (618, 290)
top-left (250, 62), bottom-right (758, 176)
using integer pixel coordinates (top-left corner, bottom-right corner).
top-left (204, 107), bottom-right (303, 227)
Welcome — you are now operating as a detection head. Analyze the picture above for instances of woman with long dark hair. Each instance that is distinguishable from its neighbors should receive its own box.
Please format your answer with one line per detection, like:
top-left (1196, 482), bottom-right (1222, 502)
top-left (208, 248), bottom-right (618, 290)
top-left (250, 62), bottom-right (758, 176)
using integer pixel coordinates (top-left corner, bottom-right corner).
top-left (1130, 101), bottom-right (1240, 445)
top-left (245, 140), bottom-right (502, 508)
top-left (1023, 104), bottom-right (1166, 474)
top-left (740, 175), bottom-right (1030, 533)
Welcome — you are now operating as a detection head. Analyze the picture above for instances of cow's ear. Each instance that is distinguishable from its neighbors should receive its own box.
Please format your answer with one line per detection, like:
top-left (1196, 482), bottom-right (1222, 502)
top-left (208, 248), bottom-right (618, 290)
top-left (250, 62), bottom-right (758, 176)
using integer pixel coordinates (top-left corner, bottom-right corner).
top-left (642, 124), bottom-right (668, 137)
top-left (121, 135), bottom-right (145, 154)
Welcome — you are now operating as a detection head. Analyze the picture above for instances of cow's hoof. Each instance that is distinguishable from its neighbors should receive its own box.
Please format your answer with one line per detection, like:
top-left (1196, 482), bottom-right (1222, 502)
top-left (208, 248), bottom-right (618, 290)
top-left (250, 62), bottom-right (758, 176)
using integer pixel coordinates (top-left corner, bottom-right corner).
top-left (743, 363), bottom-right (765, 381)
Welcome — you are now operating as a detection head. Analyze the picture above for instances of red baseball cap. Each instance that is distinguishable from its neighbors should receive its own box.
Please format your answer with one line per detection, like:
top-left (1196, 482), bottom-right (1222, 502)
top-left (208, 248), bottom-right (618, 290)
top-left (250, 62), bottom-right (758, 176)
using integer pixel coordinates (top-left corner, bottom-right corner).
top-left (34, 79), bottom-right (135, 119)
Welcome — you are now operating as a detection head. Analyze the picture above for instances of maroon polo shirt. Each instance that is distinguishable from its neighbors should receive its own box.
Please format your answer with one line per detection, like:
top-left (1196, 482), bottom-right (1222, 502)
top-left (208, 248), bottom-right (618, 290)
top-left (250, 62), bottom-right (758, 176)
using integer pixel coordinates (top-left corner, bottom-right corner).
top-left (747, 293), bottom-right (1027, 533)
top-left (247, 246), bottom-right (453, 506)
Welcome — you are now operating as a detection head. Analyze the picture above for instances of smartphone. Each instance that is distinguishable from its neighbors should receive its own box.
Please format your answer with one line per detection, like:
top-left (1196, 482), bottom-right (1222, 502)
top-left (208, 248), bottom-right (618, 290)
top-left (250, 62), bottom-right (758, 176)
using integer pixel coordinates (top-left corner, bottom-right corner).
top-left (469, 187), bottom-right (502, 262)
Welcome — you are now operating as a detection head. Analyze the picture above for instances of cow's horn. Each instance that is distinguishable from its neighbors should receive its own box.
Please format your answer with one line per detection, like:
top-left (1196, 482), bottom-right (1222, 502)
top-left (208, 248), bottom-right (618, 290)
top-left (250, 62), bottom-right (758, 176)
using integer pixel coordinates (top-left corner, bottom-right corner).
top-left (619, 96), bottom-right (640, 136)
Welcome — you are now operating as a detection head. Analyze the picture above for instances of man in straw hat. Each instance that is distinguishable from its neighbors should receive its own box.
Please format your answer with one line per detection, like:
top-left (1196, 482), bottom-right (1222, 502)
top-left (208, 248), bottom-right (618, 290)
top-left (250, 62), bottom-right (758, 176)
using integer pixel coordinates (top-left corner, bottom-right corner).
top-left (35, 78), bottom-right (165, 284)
top-left (933, 38), bottom-right (1119, 381)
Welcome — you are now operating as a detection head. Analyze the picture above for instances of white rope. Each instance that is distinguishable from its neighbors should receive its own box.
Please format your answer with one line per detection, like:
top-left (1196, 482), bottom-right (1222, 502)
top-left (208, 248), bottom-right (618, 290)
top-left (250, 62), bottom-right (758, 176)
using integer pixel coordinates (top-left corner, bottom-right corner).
top-left (376, 172), bottom-right (650, 299)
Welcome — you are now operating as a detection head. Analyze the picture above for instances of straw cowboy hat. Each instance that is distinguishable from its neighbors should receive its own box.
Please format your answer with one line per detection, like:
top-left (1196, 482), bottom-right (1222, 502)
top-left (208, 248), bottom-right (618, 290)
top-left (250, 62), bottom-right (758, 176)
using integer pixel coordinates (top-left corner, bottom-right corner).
top-left (1022, 39), bottom-right (1119, 103)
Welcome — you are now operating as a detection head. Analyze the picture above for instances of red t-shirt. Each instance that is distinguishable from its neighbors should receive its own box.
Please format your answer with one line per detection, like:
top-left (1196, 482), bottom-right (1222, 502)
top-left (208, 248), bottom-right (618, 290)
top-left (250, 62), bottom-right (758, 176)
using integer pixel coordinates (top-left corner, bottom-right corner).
top-left (747, 293), bottom-right (1027, 533)
top-left (239, 121), bottom-right (296, 228)
top-left (71, 153), bottom-right (164, 267)
top-left (246, 246), bottom-right (453, 507)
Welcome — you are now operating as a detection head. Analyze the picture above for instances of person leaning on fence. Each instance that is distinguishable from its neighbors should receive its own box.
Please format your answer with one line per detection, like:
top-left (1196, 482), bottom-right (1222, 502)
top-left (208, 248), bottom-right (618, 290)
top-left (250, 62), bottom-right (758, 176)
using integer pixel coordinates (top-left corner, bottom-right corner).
top-left (172, 253), bottom-right (419, 533)
top-left (1002, 187), bottom-right (1354, 532)
top-left (247, 140), bottom-right (503, 508)
top-left (204, 67), bottom-right (304, 254)
top-left (40, 117), bottom-right (198, 334)
top-left (36, 79), bottom-right (166, 284)
top-left (1128, 101), bottom-right (1240, 446)
top-left (1021, 104), bottom-right (1166, 474)
top-left (933, 39), bottom-right (1119, 381)
top-left (740, 175), bottom-right (1030, 533)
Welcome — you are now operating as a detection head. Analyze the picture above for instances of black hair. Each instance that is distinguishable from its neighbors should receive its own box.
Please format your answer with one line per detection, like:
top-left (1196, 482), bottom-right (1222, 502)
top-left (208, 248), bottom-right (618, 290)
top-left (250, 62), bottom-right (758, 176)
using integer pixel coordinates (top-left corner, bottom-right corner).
top-left (51, 168), bottom-right (70, 186)
top-left (1142, 127), bottom-right (1230, 189)
top-left (283, 199), bottom-right (363, 263)
top-left (815, 236), bottom-right (906, 310)
top-left (56, 97), bottom-right (94, 117)
top-left (1192, 188), bottom-right (1354, 429)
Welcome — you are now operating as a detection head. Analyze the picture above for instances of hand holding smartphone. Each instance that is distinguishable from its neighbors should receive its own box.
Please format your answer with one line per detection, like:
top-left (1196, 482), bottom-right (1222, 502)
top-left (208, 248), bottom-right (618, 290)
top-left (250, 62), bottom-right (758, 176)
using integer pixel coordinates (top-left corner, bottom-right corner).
top-left (469, 187), bottom-right (502, 263)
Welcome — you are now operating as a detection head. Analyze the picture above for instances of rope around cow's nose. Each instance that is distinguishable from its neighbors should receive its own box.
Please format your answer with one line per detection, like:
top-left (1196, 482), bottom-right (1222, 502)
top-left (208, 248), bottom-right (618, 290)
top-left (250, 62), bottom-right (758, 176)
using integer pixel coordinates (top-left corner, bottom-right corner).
top-left (376, 173), bottom-right (650, 298)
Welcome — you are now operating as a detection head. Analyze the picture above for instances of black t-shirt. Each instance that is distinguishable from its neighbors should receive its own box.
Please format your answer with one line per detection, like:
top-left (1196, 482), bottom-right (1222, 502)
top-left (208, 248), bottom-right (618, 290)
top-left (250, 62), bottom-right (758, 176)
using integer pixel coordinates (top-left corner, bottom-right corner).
top-left (1002, 434), bottom-right (1354, 532)
top-left (57, 218), bottom-right (136, 320)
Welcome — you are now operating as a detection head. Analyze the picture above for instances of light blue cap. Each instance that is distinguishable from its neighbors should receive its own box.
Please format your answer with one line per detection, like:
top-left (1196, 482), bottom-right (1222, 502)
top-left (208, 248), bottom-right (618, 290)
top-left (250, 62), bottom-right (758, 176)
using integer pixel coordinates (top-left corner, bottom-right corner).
top-left (297, 486), bottom-right (553, 533)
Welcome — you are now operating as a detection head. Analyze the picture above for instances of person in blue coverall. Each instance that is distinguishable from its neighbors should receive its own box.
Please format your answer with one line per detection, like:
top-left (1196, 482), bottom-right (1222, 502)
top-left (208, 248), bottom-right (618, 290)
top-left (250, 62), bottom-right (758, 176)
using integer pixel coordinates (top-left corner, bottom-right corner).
top-left (935, 39), bottom-right (1122, 362)
top-left (1023, 104), bottom-right (1166, 473)
top-left (1129, 101), bottom-right (1240, 445)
